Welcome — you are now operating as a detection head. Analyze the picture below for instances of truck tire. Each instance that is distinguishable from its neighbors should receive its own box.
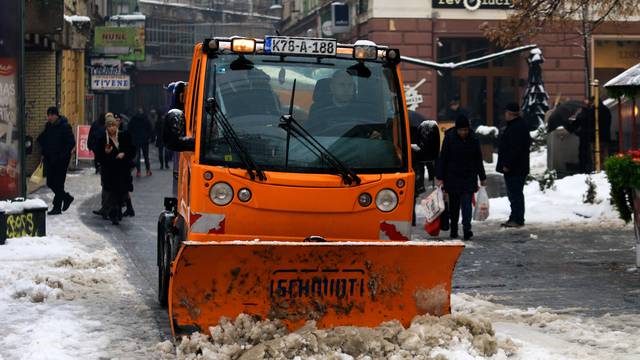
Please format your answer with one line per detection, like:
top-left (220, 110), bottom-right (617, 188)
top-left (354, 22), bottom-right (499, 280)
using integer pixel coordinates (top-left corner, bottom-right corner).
top-left (157, 212), bottom-right (174, 307)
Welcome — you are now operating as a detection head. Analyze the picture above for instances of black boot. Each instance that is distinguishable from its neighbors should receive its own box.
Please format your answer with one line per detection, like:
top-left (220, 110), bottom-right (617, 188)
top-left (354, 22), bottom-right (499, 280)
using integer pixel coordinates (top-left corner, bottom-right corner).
top-left (109, 208), bottom-right (120, 225)
top-left (62, 193), bottom-right (74, 211)
top-left (450, 226), bottom-right (459, 239)
top-left (123, 198), bottom-right (135, 217)
top-left (463, 230), bottom-right (474, 240)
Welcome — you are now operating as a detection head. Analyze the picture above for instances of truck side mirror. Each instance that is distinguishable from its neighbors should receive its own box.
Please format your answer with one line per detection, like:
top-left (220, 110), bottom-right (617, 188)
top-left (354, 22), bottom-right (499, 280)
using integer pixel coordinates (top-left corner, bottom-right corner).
top-left (164, 109), bottom-right (195, 152)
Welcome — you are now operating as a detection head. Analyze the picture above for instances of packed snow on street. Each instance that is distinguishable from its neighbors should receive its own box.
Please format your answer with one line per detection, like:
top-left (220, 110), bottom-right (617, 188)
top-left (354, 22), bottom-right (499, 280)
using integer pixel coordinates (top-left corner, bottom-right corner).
top-left (1, 162), bottom-right (638, 359)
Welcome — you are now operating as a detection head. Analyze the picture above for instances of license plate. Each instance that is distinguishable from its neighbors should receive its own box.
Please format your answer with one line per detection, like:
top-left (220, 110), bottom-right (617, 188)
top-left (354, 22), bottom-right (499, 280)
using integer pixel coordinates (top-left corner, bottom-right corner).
top-left (265, 37), bottom-right (336, 56)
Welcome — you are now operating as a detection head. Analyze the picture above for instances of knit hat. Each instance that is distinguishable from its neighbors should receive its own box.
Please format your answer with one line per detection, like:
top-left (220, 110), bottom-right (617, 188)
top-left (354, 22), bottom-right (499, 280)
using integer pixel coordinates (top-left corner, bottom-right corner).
top-left (47, 106), bottom-right (59, 116)
top-left (505, 102), bottom-right (520, 113)
top-left (455, 114), bottom-right (470, 129)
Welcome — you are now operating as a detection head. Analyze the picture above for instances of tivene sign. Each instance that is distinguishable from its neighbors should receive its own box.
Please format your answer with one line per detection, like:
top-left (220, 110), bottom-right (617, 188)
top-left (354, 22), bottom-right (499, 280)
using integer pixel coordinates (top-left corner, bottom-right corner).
top-left (433, 0), bottom-right (513, 11)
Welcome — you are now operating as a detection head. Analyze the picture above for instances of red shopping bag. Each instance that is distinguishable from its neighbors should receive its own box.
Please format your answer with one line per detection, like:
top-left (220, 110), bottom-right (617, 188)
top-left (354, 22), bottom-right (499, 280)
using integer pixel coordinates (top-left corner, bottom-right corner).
top-left (424, 216), bottom-right (441, 237)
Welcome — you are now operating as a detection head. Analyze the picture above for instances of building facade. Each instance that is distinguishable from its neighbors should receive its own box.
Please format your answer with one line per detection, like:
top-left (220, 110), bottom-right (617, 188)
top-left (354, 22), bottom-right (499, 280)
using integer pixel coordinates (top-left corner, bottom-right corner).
top-left (280, 0), bottom-right (640, 128)
top-left (25, 0), bottom-right (97, 174)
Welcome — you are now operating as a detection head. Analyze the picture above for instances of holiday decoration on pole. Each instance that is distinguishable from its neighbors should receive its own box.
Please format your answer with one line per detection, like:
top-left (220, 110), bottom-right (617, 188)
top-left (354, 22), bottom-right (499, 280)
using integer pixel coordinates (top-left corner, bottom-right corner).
top-left (522, 48), bottom-right (549, 130)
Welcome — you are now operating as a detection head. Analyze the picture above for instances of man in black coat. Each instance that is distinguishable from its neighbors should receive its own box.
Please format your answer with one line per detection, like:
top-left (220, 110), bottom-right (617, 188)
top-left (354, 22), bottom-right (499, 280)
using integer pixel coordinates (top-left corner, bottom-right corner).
top-left (566, 97), bottom-right (612, 173)
top-left (37, 107), bottom-right (76, 215)
top-left (128, 107), bottom-right (153, 177)
top-left (497, 102), bottom-right (531, 228)
top-left (436, 115), bottom-right (487, 240)
top-left (87, 113), bottom-right (107, 174)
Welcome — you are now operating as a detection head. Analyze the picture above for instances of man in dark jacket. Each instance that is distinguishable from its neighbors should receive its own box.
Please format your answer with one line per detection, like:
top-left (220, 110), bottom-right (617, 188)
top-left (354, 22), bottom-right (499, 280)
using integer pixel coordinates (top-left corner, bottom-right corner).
top-left (436, 115), bottom-right (487, 240)
top-left (438, 96), bottom-right (469, 123)
top-left (87, 113), bottom-right (107, 174)
top-left (37, 107), bottom-right (76, 215)
top-left (128, 107), bottom-right (153, 177)
top-left (566, 97), bottom-right (612, 173)
top-left (497, 102), bottom-right (531, 228)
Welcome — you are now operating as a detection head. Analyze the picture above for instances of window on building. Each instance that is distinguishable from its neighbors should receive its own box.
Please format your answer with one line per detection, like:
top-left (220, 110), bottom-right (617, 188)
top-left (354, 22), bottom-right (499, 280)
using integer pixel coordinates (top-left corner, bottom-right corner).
top-left (436, 37), bottom-right (520, 127)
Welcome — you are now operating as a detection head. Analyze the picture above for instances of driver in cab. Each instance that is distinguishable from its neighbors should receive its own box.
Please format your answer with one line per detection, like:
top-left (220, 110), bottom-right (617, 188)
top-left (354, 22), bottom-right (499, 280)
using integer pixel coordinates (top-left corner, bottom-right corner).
top-left (306, 71), bottom-right (381, 139)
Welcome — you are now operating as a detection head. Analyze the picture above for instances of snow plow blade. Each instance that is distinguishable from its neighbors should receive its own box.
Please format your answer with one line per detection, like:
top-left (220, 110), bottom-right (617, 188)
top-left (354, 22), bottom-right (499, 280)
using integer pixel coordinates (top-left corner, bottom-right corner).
top-left (169, 241), bottom-right (464, 336)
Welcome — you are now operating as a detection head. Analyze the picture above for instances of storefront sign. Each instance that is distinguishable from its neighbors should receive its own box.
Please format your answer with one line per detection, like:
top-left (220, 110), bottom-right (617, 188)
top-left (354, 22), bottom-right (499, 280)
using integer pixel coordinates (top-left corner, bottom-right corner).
top-left (94, 26), bottom-right (145, 61)
top-left (594, 40), bottom-right (640, 70)
top-left (432, 0), bottom-right (513, 11)
top-left (76, 125), bottom-right (93, 160)
top-left (91, 75), bottom-right (131, 91)
top-left (405, 78), bottom-right (427, 111)
top-left (90, 58), bottom-right (122, 75)
top-left (332, 3), bottom-right (350, 33)
top-left (0, 0), bottom-right (23, 200)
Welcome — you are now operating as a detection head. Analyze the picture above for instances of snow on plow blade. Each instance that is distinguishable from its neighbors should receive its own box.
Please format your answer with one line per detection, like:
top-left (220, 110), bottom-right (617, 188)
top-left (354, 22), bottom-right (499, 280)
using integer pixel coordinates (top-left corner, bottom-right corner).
top-left (169, 241), bottom-right (464, 336)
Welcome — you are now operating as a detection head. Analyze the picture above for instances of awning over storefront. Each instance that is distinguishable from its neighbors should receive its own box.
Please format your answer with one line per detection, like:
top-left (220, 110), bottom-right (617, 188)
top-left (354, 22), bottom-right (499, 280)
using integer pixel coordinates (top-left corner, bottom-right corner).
top-left (605, 63), bottom-right (640, 97)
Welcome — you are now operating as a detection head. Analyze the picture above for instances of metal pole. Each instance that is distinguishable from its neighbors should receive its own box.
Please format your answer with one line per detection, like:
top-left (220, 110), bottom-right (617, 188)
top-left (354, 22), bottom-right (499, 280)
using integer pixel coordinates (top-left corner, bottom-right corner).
top-left (19, 0), bottom-right (26, 198)
top-left (633, 97), bottom-right (638, 150)
top-left (592, 79), bottom-right (600, 172)
top-left (618, 97), bottom-right (623, 152)
top-left (582, 3), bottom-right (591, 99)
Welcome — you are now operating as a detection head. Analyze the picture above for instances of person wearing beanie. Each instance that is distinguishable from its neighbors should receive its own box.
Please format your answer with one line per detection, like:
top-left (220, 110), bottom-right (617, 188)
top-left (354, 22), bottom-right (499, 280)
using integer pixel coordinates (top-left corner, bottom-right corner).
top-left (95, 116), bottom-right (135, 225)
top-left (497, 102), bottom-right (531, 228)
top-left (435, 114), bottom-right (487, 240)
top-left (37, 106), bottom-right (76, 215)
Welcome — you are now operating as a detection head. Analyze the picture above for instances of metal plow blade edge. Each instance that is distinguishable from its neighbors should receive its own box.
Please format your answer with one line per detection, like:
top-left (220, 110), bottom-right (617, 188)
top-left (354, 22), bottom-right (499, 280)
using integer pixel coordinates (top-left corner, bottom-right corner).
top-left (168, 241), bottom-right (464, 336)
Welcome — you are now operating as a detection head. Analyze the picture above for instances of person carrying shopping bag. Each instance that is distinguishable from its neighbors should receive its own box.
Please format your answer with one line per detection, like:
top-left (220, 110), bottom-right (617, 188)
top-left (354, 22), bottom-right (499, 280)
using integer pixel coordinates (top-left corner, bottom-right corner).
top-left (435, 115), bottom-right (487, 240)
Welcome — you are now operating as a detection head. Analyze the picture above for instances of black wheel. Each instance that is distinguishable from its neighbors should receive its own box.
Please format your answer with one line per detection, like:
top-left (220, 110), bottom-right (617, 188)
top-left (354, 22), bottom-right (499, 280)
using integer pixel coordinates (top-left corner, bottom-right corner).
top-left (157, 212), bottom-right (173, 307)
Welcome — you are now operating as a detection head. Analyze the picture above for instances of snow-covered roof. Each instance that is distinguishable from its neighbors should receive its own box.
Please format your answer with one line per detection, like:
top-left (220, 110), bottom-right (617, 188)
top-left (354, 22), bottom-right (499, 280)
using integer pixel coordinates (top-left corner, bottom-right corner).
top-left (64, 15), bottom-right (91, 23)
top-left (604, 63), bottom-right (640, 89)
top-left (109, 14), bottom-right (146, 21)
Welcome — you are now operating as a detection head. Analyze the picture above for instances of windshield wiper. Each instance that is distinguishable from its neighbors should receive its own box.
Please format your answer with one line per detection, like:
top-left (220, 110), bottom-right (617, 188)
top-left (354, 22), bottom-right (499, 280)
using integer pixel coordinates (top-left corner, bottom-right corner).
top-left (279, 79), bottom-right (361, 186)
top-left (205, 97), bottom-right (267, 181)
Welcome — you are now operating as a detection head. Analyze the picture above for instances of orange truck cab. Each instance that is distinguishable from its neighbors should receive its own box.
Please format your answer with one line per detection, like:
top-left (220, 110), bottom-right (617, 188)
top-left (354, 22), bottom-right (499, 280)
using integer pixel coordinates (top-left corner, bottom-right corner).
top-left (157, 36), bottom-right (464, 337)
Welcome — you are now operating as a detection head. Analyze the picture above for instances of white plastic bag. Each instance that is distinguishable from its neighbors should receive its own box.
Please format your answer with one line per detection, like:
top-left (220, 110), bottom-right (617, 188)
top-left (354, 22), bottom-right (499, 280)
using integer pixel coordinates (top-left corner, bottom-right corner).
top-left (473, 186), bottom-right (490, 221)
top-left (423, 187), bottom-right (445, 223)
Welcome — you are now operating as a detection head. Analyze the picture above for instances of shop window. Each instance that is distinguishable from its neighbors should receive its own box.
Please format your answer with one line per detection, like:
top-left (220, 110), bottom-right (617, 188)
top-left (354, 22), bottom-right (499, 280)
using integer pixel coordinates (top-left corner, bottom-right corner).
top-left (436, 37), bottom-right (520, 127)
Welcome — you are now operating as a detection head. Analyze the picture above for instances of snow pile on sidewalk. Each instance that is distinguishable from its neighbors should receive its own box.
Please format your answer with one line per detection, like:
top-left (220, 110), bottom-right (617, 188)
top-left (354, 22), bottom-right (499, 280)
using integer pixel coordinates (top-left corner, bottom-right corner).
top-left (453, 294), bottom-right (640, 360)
top-left (160, 312), bottom-right (514, 360)
top-left (0, 172), bottom-right (163, 359)
top-left (489, 172), bottom-right (621, 225)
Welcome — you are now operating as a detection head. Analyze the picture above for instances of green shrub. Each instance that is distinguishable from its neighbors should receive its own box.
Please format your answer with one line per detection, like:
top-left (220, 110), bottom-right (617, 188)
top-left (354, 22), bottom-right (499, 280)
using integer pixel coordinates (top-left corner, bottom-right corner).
top-left (604, 154), bottom-right (640, 223)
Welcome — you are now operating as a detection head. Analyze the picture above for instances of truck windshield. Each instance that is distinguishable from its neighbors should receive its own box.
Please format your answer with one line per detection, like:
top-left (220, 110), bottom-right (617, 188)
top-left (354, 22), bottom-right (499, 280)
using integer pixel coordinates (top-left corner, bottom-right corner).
top-left (201, 54), bottom-right (407, 174)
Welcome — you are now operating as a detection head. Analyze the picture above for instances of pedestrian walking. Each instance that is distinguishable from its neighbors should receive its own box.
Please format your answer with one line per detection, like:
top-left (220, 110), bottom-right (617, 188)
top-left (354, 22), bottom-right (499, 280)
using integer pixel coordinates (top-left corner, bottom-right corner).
top-left (128, 107), bottom-right (153, 177)
top-left (435, 115), bottom-right (487, 240)
top-left (565, 97), bottom-right (612, 172)
top-left (95, 115), bottom-right (135, 225)
top-left (88, 113), bottom-right (107, 174)
top-left (155, 112), bottom-right (172, 169)
top-left (37, 106), bottom-right (75, 215)
top-left (497, 102), bottom-right (531, 228)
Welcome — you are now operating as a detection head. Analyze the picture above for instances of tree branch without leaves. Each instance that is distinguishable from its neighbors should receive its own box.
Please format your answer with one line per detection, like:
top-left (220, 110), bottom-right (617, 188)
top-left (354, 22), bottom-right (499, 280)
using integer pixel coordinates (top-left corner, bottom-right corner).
top-left (483, 0), bottom-right (640, 47)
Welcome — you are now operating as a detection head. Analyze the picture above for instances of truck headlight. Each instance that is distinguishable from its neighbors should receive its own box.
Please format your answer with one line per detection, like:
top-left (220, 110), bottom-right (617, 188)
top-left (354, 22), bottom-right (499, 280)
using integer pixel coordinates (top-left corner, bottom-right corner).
top-left (210, 182), bottom-right (234, 206)
top-left (375, 189), bottom-right (398, 212)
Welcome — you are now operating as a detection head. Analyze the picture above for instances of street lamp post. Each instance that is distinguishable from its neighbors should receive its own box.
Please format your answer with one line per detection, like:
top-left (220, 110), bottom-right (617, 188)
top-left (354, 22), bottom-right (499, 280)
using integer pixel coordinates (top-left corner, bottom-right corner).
top-left (592, 79), bottom-right (601, 172)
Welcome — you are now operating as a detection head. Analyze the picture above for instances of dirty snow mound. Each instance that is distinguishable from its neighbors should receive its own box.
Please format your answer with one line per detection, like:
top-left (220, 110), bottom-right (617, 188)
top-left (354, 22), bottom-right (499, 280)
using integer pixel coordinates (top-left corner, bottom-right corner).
top-left (168, 312), bottom-right (513, 359)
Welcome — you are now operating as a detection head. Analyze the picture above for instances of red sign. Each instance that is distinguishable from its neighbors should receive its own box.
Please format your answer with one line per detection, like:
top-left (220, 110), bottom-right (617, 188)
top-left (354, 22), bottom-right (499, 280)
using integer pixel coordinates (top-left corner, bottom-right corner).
top-left (76, 125), bottom-right (93, 160)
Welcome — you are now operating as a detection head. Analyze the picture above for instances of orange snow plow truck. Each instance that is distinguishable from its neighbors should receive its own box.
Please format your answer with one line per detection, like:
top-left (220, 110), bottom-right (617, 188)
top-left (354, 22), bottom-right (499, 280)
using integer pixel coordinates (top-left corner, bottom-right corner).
top-left (158, 36), bottom-right (464, 337)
